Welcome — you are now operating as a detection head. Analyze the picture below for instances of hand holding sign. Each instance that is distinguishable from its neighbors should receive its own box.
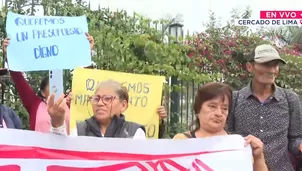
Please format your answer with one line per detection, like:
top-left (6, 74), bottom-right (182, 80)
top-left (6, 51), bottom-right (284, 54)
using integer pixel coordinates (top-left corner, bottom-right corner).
top-left (244, 135), bottom-right (265, 160)
top-left (2, 38), bottom-right (9, 53)
top-left (86, 33), bottom-right (94, 52)
top-left (2, 38), bottom-right (9, 62)
top-left (157, 106), bottom-right (167, 120)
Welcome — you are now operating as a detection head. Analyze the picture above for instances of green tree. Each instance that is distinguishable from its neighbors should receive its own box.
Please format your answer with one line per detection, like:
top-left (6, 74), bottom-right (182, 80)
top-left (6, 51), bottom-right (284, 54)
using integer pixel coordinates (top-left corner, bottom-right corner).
top-left (258, 26), bottom-right (302, 53)
top-left (0, 0), bottom-right (214, 130)
top-left (190, 8), bottom-right (302, 95)
top-left (0, 5), bottom-right (31, 129)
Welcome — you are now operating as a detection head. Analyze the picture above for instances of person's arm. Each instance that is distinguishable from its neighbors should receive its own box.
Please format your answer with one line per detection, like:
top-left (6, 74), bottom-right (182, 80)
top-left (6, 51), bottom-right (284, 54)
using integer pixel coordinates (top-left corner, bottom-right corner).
top-left (10, 71), bottom-right (41, 114)
top-left (9, 107), bottom-right (22, 129)
top-left (287, 91), bottom-right (302, 156)
top-left (253, 155), bottom-right (268, 171)
top-left (157, 106), bottom-right (167, 138)
top-left (158, 119), bottom-right (166, 139)
top-left (133, 128), bottom-right (146, 140)
top-left (50, 122), bottom-right (78, 136)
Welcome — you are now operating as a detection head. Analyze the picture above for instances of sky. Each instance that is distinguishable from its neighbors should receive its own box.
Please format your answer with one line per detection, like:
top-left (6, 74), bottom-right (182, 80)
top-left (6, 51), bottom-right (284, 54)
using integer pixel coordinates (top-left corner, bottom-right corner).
top-left (1, 0), bottom-right (302, 33)
top-left (91, 0), bottom-right (302, 33)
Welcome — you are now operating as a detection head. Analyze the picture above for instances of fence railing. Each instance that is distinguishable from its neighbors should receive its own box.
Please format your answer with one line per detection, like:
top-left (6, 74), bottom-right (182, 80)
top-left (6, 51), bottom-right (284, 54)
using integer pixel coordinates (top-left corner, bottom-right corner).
top-left (164, 80), bottom-right (203, 135)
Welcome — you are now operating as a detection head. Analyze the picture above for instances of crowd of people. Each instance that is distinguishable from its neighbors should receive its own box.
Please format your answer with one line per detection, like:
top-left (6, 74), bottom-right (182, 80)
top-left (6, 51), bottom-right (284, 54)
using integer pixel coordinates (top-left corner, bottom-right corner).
top-left (1, 33), bottom-right (302, 171)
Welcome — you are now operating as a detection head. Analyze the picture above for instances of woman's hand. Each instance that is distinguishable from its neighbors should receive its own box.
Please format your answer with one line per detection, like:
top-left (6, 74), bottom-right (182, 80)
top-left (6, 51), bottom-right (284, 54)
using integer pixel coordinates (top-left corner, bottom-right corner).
top-left (85, 33), bottom-right (94, 52)
top-left (47, 93), bottom-right (66, 128)
top-left (157, 106), bottom-right (167, 120)
top-left (244, 135), bottom-right (265, 160)
top-left (2, 38), bottom-right (9, 62)
top-left (245, 135), bottom-right (268, 171)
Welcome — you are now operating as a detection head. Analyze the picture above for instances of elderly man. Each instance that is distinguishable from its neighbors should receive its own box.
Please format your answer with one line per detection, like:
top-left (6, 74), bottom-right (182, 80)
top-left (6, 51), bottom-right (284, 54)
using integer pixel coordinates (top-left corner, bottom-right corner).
top-left (227, 44), bottom-right (302, 171)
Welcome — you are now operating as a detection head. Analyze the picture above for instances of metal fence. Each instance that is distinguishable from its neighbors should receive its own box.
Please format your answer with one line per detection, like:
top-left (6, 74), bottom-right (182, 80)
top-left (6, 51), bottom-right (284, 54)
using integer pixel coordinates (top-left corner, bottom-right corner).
top-left (117, 10), bottom-right (198, 133)
top-left (164, 80), bottom-right (202, 135)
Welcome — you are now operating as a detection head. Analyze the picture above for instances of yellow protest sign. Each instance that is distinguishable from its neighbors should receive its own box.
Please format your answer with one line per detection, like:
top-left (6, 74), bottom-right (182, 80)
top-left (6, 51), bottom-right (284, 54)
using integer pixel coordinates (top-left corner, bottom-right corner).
top-left (70, 68), bottom-right (165, 139)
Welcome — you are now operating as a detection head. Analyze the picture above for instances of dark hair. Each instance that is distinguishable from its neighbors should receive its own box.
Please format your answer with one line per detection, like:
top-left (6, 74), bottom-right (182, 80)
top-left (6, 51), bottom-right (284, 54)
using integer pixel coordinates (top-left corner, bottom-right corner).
top-left (37, 76), bottom-right (49, 100)
top-left (193, 82), bottom-right (232, 130)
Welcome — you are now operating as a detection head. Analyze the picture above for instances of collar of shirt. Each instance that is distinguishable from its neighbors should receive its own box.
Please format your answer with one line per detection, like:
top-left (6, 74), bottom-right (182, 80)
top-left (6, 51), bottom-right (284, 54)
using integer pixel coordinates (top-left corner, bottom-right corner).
top-left (240, 82), bottom-right (284, 101)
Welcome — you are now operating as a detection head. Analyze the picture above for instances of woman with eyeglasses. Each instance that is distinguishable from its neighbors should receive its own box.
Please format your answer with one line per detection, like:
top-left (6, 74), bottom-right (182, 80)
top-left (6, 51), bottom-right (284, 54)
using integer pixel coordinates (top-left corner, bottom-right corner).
top-left (48, 79), bottom-right (146, 139)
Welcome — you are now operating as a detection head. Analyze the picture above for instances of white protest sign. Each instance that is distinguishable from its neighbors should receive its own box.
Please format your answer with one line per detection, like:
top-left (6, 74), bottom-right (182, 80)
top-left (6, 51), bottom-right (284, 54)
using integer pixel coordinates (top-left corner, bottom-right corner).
top-left (0, 129), bottom-right (253, 171)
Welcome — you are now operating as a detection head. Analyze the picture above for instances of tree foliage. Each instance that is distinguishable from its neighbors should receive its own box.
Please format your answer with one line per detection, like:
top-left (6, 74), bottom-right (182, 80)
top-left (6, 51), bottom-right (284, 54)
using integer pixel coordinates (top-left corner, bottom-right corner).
top-left (0, 0), bottom-right (213, 129)
top-left (189, 8), bottom-right (302, 94)
top-left (1, 1), bottom-right (301, 133)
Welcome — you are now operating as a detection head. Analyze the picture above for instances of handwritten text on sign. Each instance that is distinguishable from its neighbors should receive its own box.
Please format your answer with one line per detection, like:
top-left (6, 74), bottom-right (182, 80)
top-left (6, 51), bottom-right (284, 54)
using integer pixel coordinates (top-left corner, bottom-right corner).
top-left (70, 68), bottom-right (165, 138)
top-left (6, 12), bottom-right (91, 71)
top-left (0, 129), bottom-right (253, 171)
top-left (84, 79), bottom-right (150, 107)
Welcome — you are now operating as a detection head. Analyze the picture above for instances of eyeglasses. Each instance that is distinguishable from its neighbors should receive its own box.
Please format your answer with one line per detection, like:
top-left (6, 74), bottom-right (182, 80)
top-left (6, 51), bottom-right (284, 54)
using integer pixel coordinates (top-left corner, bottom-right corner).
top-left (90, 95), bottom-right (117, 105)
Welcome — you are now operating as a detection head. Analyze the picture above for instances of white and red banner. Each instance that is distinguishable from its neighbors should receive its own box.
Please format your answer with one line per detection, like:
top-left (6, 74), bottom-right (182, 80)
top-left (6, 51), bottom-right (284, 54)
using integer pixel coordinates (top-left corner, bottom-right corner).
top-left (0, 129), bottom-right (253, 171)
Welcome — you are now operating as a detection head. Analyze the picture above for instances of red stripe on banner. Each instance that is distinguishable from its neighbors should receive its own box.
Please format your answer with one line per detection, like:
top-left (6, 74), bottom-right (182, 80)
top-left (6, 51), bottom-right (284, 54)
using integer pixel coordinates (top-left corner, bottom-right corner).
top-left (194, 159), bottom-right (214, 171)
top-left (0, 165), bottom-right (21, 171)
top-left (47, 162), bottom-right (150, 171)
top-left (47, 159), bottom-right (212, 171)
top-left (0, 144), bottom-right (239, 161)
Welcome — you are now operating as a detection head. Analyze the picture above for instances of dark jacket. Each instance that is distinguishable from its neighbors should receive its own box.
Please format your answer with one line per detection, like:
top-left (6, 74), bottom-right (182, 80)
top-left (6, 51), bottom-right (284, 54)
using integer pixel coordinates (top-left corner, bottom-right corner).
top-left (76, 114), bottom-right (145, 138)
top-left (0, 104), bottom-right (22, 129)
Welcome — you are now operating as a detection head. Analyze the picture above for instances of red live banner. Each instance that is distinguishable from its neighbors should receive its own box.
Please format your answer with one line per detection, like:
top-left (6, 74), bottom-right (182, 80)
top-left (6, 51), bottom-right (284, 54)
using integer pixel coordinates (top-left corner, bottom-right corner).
top-left (260, 11), bottom-right (302, 19)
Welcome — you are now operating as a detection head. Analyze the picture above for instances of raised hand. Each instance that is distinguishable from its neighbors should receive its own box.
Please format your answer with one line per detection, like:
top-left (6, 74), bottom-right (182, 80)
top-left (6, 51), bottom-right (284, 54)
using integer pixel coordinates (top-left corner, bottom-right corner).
top-left (2, 38), bottom-right (10, 62)
top-left (2, 37), bottom-right (9, 53)
top-left (85, 32), bottom-right (94, 52)
top-left (47, 93), bottom-right (66, 128)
